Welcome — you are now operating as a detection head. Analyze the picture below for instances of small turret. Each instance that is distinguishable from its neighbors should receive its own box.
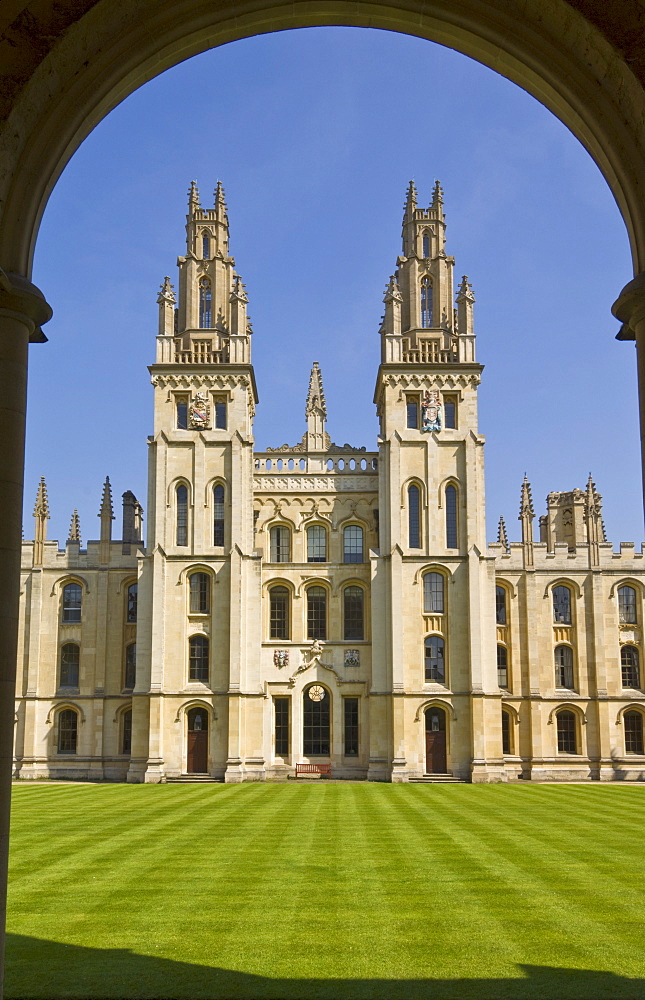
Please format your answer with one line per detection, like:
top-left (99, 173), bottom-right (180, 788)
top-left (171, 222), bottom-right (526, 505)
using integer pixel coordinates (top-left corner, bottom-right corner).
top-left (519, 475), bottom-right (535, 567)
top-left (99, 477), bottom-right (114, 543)
top-left (497, 515), bottom-right (509, 553)
top-left (304, 362), bottom-right (330, 452)
top-left (68, 509), bottom-right (82, 545)
top-left (430, 179), bottom-right (444, 219)
top-left (381, 274), bottom-right (403, 362)
top-left (584, 474), bottom-right (604, 567)
top-left (188, 180), bottom-right (201, 215)
top-left (32, 476), bottom-right (49, 566)
top-left (156, 276), bottom-right (176, 355)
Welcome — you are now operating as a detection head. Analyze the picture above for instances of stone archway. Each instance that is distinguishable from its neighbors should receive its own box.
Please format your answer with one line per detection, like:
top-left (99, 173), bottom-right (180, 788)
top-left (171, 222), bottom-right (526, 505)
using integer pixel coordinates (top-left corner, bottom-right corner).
top-left (4, 1), bottom-right (645, 991)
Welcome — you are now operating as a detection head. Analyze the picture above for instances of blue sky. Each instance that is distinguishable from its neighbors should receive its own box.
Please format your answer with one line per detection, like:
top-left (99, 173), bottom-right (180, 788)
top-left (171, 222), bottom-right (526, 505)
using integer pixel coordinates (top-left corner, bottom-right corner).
top-left (28, 26), bottom-right (640, 546)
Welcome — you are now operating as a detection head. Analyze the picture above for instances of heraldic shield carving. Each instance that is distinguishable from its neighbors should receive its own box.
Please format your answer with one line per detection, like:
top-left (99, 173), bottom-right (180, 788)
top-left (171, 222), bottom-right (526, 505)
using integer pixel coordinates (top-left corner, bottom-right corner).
top-left (421, 390), bottom-right (442, 433)
top-left (189, 392), bottom-right (211, 429)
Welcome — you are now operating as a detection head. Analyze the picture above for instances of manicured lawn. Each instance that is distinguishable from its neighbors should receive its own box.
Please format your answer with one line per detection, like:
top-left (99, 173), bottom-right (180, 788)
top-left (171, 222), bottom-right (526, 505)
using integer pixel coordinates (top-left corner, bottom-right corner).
top-left (5, 783), bottom-right (645, 999)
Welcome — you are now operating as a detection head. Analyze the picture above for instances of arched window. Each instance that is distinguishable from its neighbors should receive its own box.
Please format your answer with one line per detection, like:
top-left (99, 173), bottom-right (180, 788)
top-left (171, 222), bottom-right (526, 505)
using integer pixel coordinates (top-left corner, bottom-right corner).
top-left (122, 709), bottom-right (132, 756)
top-left (307, 586), bottom-right (327, 640)
top-left (618, 585), bottom-right (638, 624)
top-left (555, 645), bottom-right (574, 688)
top-left (59, 643), bottom-right (79, 688)
top-left (497, 645), bottom-right (508, 689)
top-left (423, 573), bottom-right (444, 613)
top-left (408, 485), bottom-right (421, 549)
top-left (199, 277), bottom-right (211, 327)
top-left (343, 525), bottom-right (363, 563)
top-left (124, 642), bottom-right (136, 690)
top-left (495, 585), bottom-right (507, 625)
top-left (269, 586), bottom-right (290, 640)
top-left (57, 709), bottom-right (78, 755)
top-left (303, 685), bottom-right (330, 756)
top-left (202, 234), bottom-right (210, 259)
top-left (213, 484), bottom-right (225, 546)
top-left (424, 635), bottom-right (445, 683)
top-left (343, 586), bottom-right (364, 641)
top-left (420, 277), bottom-right (433, 327)
top-left (189, 635), bottom-right (209, 682)
top-left (269, 525), bottom-right (290, 563)
top-left (127, 583), bottom-right (138, 623)
top-left (189, 572), bottom-right (210, 614)
top-left (624, 711), bottom-right (644, 754)
top-left (552, 585), bottom-right (572, 624)
top-left (62, 582), bottom-right (82, 623)
top-left (502, 710), bottom-right (512, 755)
top-left (422, 233), bottom-right (430, 258)
top-left (176, 485), bottom-right (188, 546)
top-left (445, 484), bottom-right (458, 549)
top-left (621, 645), bottom-right (640, 688)
top-left (307, 525), bottom-right (327, 562)
top-left (556, 710), bottom-right (577, 753)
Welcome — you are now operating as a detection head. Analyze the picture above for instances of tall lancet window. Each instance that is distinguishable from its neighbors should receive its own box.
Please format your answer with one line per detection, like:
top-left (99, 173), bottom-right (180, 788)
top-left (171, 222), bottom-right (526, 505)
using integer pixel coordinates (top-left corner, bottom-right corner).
top-left (199, 278), bottom-right (212, 328)
top-left (202, 234), bottom-right (210, 259)
top-left (422, 234), bottom-right (430, 258)
top-left (176, 485), bottom-right (188, 546)
top-left (421, 278), bottom-right (433, 328)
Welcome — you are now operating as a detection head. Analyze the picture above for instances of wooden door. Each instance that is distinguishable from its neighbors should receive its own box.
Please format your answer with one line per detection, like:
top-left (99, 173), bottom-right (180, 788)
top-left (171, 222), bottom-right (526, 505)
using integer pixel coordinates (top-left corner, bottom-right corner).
top-left (425, 708), bottom-right (447, 773)
top-left (187, 707), bottom-right (208, 774)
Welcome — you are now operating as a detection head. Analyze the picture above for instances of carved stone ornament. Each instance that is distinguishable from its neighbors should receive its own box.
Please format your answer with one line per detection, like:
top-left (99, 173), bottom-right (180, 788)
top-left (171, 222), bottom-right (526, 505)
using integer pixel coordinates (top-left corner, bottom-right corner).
top-left (344, 649), bottom-right (360, 667)
top-left (308, 684), bottom-right (325, 702)
top-left (189, 392), bottom-right (210, 429)
top-left (273, 649), bottom-right (289, 668)
top-left (421, 390), bottom-right (442, 433)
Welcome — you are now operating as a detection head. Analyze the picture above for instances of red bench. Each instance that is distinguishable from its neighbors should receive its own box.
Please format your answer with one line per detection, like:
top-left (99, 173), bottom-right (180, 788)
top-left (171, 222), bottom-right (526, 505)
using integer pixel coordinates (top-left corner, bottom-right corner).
top-left (295, 762), bottom-right (332, 778)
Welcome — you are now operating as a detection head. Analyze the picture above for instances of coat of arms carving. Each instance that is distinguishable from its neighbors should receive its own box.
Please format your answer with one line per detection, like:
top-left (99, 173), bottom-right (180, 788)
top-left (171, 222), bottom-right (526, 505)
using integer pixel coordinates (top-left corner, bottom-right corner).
top-left (344, 649), bottom-right (360, 667)
top-left (421, 390), bottom-right (442, 432)
top-left (273, 649), bottom-right (289, 668)
top-left (189, 392), bottom-right (211, 429)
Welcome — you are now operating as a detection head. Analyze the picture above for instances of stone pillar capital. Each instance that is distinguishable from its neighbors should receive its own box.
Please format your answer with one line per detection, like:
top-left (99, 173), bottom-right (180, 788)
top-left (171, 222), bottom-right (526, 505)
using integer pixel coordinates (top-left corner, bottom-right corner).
top-left (0, 271), bottom-right (52, 342)
top-left (612, 272), bottom-right (645, 341)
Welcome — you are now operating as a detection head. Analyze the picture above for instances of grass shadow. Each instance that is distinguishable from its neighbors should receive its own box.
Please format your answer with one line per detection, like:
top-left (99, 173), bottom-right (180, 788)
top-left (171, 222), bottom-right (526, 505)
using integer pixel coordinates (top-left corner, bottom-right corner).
top-left (5, 934), bottom-right (644, 999)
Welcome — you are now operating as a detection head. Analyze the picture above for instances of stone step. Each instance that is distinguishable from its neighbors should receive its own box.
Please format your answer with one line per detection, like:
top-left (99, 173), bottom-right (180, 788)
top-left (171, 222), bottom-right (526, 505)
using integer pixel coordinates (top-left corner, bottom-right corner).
top-left (165, 774), bottom-right (221, 783)
top-left (409, 774), bottom-right (469, 783)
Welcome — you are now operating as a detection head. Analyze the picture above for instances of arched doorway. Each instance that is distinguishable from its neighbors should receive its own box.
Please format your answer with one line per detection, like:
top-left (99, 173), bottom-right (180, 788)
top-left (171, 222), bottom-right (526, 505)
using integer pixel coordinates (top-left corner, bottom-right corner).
top-left (425, 706), bottom-right (447, 774)
top-left (187, 706), bottom-right (209, 774)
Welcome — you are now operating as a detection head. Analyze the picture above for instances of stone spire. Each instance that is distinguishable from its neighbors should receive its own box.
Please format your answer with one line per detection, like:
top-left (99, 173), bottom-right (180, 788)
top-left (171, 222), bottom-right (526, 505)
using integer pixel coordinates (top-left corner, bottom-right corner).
top-left (497, 515), bottom-right (509, 553)
top-left (68, 509), bottom-right (81, 544)
top-left (519, 475), bottom-right (534, 567)
top-left (214, 180), bottom-right (228, 224)
top-left (188, 180), bottom-right (201, 214)
top-left (32, 476), bottom-right (49, 566)
top-left (403, 179), bottom-right (417, 221)
top-left (99, 476), bottom-right (114, 543)
top-left (305, 361), bottom-right (329, 451)
top-left (584, 473), bottom-right (603, 566)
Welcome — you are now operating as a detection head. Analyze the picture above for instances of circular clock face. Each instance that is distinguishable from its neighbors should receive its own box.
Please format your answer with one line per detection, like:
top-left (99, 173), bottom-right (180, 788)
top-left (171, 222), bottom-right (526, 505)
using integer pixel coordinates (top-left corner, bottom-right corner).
top-left (308, 685), bottom-right (325, 702)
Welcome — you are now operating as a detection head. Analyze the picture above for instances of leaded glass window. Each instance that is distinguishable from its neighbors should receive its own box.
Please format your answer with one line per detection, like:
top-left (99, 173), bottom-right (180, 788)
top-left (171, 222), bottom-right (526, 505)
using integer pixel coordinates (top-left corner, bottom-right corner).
top-left (176, 399), bottom-right (188, 430)
top-left (443, 395), bottom-right (457, 428)
top-left (495, 585), bottom-right (507, 625)
top-left (213, 484), bottom-right (225, 546)
top-left (122, 709), bottom-right (132, 756)
top-left (270, 526), bottom-right (290, 563)
top-left (423, 573), bottom-right (444, 613)
top-left (124, 642), bottom-right (136, 690)
top-left (176, 485), bottom-right (188, 546)
top-left (343, 525), bottom-right (363, 563)
top-left (307, 525), bottom-right (327, 563)
top-left (307, 587), bottom-right (327, 640)
top-left (303, 685), bottom-right (330, 755)
top-left (202, 235), bottom-right (210, 259)
top-left (502, 710), bottom-right (512, 754)
top-left (422, 234), bottom-right (430, 258)
top-left (274, 698), bottom-right (289, 756)
top-left (621, 645), bottom-right (640, 688)
top-left (62, 583), bottom-right (82, 623)
top-left (343, 586), bottom-right (364, 641)
top-left (556, 710), bottom-right (577, 753)
top-left (59, 643), bottom-right (79, 688)
top-left (421, 277), bottom-right (433, 327)
top-left (555, 645), bottom-right (574, 688)
top-left (344, 698), bottom-right (359, 757)
top-left (424, 635), bottom-right (445, 683)
top-left (497, 645), bottom-right (508, 689)
top-left (199, 278), bottom-right (211, 327)
top-left (58, 709), bottom-right (78, 755)
top-left (408, 485), bottom-right (421, 549)
top-left (189, 635), bottom-right (209, 682)
top-left (127, 583), bottom-right (138, 623)
top-left (189, 572), bottom-right (210, 614)
top-left (215, 400), bottom-right (227, 430)
top-left (406, 397), bottom-right (419, 428)
top-left (270, 586), bottom-right (289, 640)
top-left (618, 585), bottom-right (638, 624)
top-left (624, 711), bottom-right (644, 754)
top-left (445, 485), bottom-right (457, 549)
top-left (552, 585), bottom-right (572, 624)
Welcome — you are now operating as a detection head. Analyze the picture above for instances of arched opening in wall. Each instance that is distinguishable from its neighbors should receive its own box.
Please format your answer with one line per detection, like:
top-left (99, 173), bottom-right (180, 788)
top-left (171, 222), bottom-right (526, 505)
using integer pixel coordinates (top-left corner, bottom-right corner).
top-left (23, 25), bottom-right (640, 548)
top-left (187, 706), bottom-right (209, 774)
top-left (424, 706), bottom-right (447, 774)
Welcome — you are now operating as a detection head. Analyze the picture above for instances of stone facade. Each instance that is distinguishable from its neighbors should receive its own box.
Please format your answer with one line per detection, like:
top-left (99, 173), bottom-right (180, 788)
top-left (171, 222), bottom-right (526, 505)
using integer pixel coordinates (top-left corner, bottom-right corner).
top-left (14, 182), bottom-right (645, 783)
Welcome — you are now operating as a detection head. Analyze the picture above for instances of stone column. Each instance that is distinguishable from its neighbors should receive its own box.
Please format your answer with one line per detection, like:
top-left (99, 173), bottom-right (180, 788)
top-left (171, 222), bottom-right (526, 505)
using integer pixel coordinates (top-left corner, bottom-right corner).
top-left (0, 270), bottom-right (51, 992)
top-left (613, 273), bottom-right (645, 528)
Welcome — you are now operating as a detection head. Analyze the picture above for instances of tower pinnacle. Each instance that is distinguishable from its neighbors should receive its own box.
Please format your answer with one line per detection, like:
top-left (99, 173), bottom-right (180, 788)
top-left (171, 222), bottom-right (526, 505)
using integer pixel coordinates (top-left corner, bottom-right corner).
top-left (188, 180), bottom-right (201, 214)
top-left (214, 181), bottom-right (228, 224)
top-left (304, 362), bottom-right (329, 451)
top-left (68, 509), bottom-right (82, 544)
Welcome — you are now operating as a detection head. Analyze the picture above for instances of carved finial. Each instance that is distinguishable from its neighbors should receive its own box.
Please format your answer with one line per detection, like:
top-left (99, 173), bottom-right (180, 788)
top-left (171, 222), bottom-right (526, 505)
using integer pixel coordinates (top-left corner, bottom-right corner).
top-left (404, 180), bottom-right (417, 217)
top-left (214, 180), bottom-right (228, 219)
top-left (99, 476), bottom-right (114, 520)
top-left (432, 179), bottom-right (444, 207)
top-left (519, 475), bottom-right (534, 519)
top-left (306, 361), bottom-right (327, 418)
top-left (188, 180), bottom-right (201, 212)
top-left (497, 515), bottom-right (509, 551)
top-left (457, 275), bottom-right (475, 302)
top-left (383, 274), bottom-right (403, 302)
top-left (157, 276), bottom-right (176, 305)
top-left (68, 509), bottom-right (81, 544)
top-left (33, 476), bottom-right (49, 520)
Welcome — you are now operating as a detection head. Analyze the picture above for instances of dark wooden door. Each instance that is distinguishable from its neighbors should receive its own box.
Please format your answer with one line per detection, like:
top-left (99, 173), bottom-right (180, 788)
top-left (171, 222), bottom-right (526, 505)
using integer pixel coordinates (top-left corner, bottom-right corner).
top-left (425, 708), bottom-right (447, 773)
top-left (187, 708), bottom-right (208, 774)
